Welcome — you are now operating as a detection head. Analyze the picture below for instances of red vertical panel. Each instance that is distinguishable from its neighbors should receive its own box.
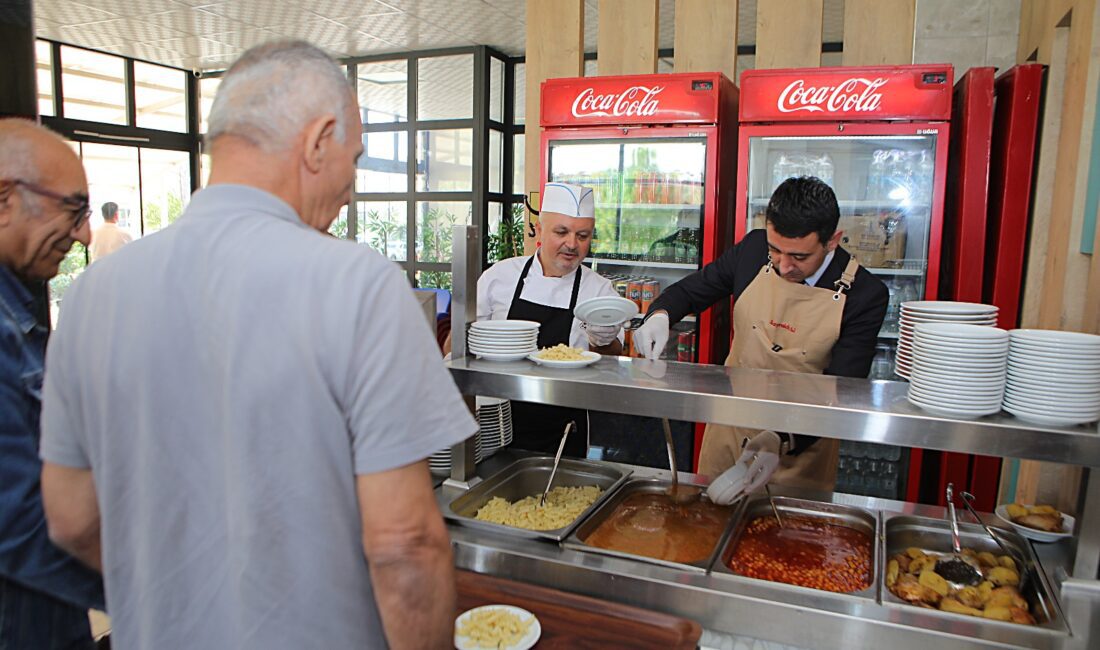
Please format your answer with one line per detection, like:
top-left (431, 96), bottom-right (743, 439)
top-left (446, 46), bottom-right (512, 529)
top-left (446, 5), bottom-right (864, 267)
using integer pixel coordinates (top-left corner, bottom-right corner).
top-left (967, 65), bottom-right (1046, 511)
top-left (935, 68), bottom-right (996, 506)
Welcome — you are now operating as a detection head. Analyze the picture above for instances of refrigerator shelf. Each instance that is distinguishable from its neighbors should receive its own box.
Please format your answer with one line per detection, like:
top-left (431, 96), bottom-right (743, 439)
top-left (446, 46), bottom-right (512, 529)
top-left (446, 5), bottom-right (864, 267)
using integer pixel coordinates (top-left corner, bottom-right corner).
top-left (596, 203), bottom-right (701, 211)
top-left (584, 257), bottom-right (698, 270)
top-left (866, 267), bottom-right (924, 276)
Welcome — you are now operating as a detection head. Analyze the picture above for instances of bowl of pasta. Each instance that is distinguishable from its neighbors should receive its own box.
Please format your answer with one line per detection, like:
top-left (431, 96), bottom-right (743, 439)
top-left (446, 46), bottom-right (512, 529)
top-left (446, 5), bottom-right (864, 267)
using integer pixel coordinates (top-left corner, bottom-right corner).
top-left (528, 344), bottom-right (601, 368)
top-left (455, 604), bottom-right (541, 650)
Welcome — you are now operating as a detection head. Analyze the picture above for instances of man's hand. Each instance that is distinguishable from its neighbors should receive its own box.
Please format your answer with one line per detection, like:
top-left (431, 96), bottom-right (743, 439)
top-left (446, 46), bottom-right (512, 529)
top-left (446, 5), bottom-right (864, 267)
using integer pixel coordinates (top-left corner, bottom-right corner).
top-left (705, 431), bottom-right (782, 505)
top-left (583, 322), bottom-right (620, 348)
top-left (632, 312), bottom-right (669, 360)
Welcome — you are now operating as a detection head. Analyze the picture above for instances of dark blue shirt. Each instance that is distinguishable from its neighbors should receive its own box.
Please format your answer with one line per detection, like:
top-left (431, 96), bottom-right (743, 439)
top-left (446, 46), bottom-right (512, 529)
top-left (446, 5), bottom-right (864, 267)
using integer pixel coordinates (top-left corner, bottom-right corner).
top-left (0, 265), bottom-right (104, 610)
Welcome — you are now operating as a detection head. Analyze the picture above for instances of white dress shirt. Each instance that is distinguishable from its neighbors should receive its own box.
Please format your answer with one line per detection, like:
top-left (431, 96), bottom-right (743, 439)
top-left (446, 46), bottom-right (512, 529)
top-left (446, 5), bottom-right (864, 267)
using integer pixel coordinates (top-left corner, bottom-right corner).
top-left (477, 252), bottom-right (623, 349)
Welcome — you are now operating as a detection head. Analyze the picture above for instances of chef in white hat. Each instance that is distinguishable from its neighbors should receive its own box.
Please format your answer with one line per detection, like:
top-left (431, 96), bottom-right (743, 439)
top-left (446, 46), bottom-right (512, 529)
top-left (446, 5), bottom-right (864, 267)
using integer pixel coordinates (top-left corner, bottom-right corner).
top-left (476, 182), bottom-right (623, 456)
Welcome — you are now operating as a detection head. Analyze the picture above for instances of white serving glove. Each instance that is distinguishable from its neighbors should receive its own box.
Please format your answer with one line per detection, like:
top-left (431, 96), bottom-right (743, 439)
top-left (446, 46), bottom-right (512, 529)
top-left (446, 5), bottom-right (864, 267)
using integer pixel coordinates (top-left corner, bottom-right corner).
top-left (632, 312), bottom-right (669, 360)
top-left (705, 430), bottom-right (783, 505)
top-left (584, 322), bottom-right (621, 348)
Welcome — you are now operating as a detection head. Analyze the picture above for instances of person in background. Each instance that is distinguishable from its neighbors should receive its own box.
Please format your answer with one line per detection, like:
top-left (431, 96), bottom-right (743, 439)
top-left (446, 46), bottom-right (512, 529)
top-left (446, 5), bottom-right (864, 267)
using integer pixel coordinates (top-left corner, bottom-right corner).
top-left (88, 201), bottom-right (132, 262)
top-left (475, 182), bottom-right (623, 457)
top-left (0, 118), bottom-right (104, 649)
top-left (38, 40), bottom-right (476, 649)
top-left (634, 177), bottom-right (888, 498)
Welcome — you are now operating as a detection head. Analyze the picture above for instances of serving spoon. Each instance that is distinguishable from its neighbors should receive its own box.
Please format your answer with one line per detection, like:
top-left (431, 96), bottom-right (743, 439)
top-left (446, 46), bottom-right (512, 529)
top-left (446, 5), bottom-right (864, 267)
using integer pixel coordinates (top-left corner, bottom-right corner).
top-left (539, 420), bottom-right (576, 507)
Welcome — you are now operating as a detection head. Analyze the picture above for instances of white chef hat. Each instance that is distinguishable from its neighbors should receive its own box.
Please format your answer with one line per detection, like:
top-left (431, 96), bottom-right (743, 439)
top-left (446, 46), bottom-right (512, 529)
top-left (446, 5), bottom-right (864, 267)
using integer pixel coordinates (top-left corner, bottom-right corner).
top-left (540, 182), bottom-right (595, 219)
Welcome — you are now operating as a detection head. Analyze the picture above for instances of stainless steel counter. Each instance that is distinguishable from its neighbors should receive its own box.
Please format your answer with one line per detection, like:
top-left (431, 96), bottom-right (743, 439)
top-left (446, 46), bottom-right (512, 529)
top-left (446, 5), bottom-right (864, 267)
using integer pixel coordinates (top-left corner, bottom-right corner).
top-left (447, 356), bottom-right (1100, 466)
top-left (440, 455), bottom-right (1081, 649)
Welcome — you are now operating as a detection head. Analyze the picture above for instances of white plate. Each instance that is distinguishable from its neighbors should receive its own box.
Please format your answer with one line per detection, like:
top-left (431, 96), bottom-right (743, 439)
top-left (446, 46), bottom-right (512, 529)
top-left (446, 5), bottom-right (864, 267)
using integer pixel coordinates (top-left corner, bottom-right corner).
top-left (1006, 376), bottom-right (1100, 394)
top-left (1003, 386), bottom-right (1100, 404)
top-left (908, 384), bottom-right (1004, 404)
top-left (527, 350), bottom-right (601, 368)
top-left (473, 350), bottom-right (535, 361)
top-left (470, 320), bottom-right (540, 332)
top-left (909, 352), bottom-right (1007, 370)
top-left (1003, 403), bottom-right (1099, 426)
top-left (1011, 329), bottom-right (1100, 348)
top-left (908, 373), bottom-right (1005, 390)
top-left (455, 605), bottom-right (541, 650)
top-left (469, 332), bottom-right (538, 341)
top-left (913, 323), bottom-right (1007, 339)
top-left (1008, 338), bottom-right (1100, 355)
top-left (574, 296), bottom-right (640, 327)
top-left (901, 301), bottom-right (999, 315)
top-left (1007, 356), bottom-right (1100, 372)
top-left (469, 343), bottom-right (537, 352)
top-left (994, 505), bottom-right (1075, 543)
top-left (1002, 396), bottom-right (1100, 415)
top-left (907, 392), bottom-right (1000, 418)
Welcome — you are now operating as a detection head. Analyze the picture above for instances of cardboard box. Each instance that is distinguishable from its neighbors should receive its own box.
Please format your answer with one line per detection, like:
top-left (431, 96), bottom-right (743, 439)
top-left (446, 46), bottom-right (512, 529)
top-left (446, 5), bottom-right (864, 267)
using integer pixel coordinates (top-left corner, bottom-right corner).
top-left (838, 213), bottom-right (907, 269)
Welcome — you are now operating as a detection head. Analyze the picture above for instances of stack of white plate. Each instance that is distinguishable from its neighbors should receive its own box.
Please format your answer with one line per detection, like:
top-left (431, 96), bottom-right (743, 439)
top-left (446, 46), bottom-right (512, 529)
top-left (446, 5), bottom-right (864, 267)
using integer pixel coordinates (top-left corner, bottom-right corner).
top-left (467, 320), bottom-right (539, 361)
top-left (1004, 330), bottom-right (1100, 426)
top-left (906, 323), bottom-right (1008, 419)
top-left (896, 301), bottom-right (999, 378)
top-left (428, 435), bottom-right (482, 475)
top-left (476, 396), bottom-right (513, 459)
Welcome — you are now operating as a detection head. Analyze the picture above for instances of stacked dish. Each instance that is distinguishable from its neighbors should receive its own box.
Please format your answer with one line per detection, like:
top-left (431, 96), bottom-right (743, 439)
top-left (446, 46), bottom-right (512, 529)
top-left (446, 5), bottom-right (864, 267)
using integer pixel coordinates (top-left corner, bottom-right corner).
top-left (468, 320), bottom-right (539, 361)
top-left (1003, 330), bottom-right (1100, 426)
top-left (895, 301), bottom-right (999, 378)
top-left (906, 323), bottom-right (1008, 419)
top-left (429, 435), bottom-right (482, 475)
top-left (476, 396), bottom-right (513, 459)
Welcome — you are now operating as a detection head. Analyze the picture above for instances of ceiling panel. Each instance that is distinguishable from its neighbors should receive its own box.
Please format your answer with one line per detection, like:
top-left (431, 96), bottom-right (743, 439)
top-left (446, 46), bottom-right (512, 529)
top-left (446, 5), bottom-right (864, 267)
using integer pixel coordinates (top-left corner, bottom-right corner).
top-left (33, 0), bottom-right (848, 72)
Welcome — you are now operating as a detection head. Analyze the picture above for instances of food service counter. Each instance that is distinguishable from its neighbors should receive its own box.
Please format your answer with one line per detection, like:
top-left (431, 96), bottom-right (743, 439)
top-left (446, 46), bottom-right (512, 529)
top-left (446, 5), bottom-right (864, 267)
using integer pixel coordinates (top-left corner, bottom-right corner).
top-left (441, 356), bottom-right (1100, 649)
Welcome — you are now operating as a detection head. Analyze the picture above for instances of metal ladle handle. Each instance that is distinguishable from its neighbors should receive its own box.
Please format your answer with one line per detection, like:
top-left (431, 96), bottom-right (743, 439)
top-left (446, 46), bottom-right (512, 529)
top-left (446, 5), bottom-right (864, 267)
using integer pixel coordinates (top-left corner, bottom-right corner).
top-left (959, 490), bottom-right (1030, 589)
top-left (947, 483), bottom-right (963, 554)
top-left (539, 420), bottom-right (575, 507)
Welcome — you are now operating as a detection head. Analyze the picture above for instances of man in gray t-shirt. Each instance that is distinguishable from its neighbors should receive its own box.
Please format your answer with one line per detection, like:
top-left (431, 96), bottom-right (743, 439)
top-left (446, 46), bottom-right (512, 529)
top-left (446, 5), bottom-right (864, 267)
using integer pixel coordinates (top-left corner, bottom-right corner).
top-left (39, 41), bottom-right (476, 649)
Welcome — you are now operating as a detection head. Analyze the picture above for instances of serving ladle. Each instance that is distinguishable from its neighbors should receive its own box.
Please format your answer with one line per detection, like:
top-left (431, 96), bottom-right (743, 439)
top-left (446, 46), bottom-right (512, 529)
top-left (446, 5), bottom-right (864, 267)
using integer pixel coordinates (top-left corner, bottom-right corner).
top-left (935, 483), bottom-right (984, 587)
top-left (539, 420), bottom-right (576, 507)
top-left (662, 418), bottom-right (698, 505)
top-left (959, 490), bottom-right (1031, 592)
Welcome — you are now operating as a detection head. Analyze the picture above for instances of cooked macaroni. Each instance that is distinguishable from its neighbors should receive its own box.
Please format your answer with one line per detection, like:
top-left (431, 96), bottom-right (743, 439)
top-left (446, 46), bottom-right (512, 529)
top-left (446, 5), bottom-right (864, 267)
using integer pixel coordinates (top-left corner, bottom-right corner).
top-left (455, 608), bottom-right (533, 649)
top-left (536, 344), bottom-right (587, 361)
top-left (474, 485), bottom-right (601, 530)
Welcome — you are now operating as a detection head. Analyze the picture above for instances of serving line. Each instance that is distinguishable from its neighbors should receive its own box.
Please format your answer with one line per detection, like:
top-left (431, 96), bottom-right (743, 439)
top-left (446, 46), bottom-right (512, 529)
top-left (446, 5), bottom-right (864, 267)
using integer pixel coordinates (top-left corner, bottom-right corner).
top-left (447, 355), bottom-right (1100, 466)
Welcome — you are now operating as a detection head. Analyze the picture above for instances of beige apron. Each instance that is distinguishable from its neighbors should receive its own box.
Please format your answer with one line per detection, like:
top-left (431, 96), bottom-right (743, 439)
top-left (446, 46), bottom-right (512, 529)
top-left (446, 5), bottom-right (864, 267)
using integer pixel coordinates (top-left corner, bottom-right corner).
top-left (698, 257), bottom-right (860, 492)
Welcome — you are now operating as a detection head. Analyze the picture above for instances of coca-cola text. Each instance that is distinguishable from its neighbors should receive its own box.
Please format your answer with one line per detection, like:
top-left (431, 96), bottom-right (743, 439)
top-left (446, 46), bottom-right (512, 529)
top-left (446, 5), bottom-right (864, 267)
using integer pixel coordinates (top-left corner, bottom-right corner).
top-left (777, 77), bottom-right (888, 114)
top-left (571, 85), bottom-right (664, 118)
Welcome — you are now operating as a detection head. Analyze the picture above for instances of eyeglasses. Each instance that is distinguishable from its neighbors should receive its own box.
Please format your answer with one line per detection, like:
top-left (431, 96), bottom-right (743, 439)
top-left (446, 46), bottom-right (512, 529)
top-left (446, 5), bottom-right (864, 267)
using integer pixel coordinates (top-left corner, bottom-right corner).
top-left (0, 179), bottom-right (92, 230)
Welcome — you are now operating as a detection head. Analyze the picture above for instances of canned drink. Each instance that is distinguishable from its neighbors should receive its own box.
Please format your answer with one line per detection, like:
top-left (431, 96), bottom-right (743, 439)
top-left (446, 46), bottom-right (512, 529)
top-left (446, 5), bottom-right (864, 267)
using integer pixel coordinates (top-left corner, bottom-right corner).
top-left (677, 331), bottom-right (694, 362)
top-left (627, 279), bottom-right (643, 308)
top-left (640, 280), bottom-right (660, 313)
top-left (613, 279), bottom-right (629, 298)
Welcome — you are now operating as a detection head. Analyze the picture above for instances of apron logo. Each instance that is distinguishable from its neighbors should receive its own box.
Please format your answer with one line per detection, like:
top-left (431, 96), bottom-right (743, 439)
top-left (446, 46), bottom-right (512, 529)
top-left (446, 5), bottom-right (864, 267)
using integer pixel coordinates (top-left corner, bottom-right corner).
top-left (769, 319), bottom-right (796, 334)
top-left (771, 343), bottom-right (784, 352)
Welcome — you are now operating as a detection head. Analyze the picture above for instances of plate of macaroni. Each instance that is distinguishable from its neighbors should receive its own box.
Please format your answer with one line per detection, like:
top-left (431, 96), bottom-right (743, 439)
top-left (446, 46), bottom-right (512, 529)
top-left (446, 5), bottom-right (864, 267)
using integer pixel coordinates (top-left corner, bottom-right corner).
top-left (528, 344), bottom-right (601, 368)
top-left (454, 604), bottom-right (541, 650)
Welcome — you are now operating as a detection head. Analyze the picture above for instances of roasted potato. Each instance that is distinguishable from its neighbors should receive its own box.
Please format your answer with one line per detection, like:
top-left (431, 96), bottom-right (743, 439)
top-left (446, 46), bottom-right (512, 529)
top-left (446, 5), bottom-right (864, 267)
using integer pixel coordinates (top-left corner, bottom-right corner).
top-left (982, 606), bottom-right (1012, 621)
top-left (894, 574), bottom-right (942, 605)
top-left (956, 585), bottom-right (984, 609)
top-left (1016, 513), bottom-right (1062, 533)
top-left (987, 566), bottom-right (1020, 587)
top-left (906, 547), bottom-right (926, 560)
top-left (1010, 607), bottom-right (1037, 625)
top-left (987, 586), bottom-right (1027, 609)
top-left (919, 569), bottom-right (950, 597)
top-left (886, 559), bottom-right (900, 587)
top-left (998, 556), bottom-right (1016, 571)
top-left (940, 597), bottom-right (983, 617)
top-left (1005, 503), bottom-right (1029, 519)
top-left (893, 553), bottom-right (911, 573)
top-left (977, 551), bottom-right (999, 568)
top-left (1028, 504), bottom-right (1059, 516)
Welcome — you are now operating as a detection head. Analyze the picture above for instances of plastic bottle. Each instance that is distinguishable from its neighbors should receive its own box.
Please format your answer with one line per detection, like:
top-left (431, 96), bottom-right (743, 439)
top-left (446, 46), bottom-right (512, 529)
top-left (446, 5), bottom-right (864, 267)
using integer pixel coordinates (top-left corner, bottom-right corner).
top-left (867, 150), bottom-right (885, 201)
top-left (917, 150), bottom-right (934, 204)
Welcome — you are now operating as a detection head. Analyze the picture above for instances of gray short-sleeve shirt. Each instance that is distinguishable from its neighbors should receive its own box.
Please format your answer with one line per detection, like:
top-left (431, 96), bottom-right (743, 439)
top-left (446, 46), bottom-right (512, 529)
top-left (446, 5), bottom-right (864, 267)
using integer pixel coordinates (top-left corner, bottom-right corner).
top-left (40, 185), bottom-right (476, 649)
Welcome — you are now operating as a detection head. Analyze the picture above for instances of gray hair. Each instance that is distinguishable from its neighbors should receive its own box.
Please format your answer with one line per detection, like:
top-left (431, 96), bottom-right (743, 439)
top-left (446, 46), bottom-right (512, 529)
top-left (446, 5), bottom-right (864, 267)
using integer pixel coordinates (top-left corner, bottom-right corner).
top-left (0, 118), bottom-right (67, 184)
top-left (206, 40), bottom-right (354, 152)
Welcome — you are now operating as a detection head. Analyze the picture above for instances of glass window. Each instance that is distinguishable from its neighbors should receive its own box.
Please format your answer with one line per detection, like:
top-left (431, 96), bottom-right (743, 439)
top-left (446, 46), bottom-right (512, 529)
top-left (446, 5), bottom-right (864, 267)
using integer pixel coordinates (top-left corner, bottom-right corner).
top-left (514, 63), bottom-right (525, 125)
top-left (489, 57), bottom-right (504, 123)
top-left (415, 269), bottom-right (451, 290)
top-left (358, 131), bottom-right (408, 193)
top-left (417, 54), bottom-right (473, 120)
top-left (358, 60), bottom-right (408, 123)
top-left (584, 59), bottom-right (598, 77)
top-left (199, 77), bottom-right (221, 134)
top-left (489, 129), bottom-right (503, 194)
top-left (61, 46), bottom-right (126, 125)
top-left (416, 129), bottom-right (472, 191)
top-left (140, 148), bottom-right (191, 234)
top-left (329, 205), bottom-right (349, 239)
top-left (416, 201), bottom-right (471, 264)
top-left (356, 201), bottom-right (407, 262)
top-left (513, 133), bottom-right (525, 195)
top-left (134, 62), bottom-right (187, 132)
top-left (37, 41), bottom-right (54, 117)
top-left (80, 143), bottom-right (141, 240)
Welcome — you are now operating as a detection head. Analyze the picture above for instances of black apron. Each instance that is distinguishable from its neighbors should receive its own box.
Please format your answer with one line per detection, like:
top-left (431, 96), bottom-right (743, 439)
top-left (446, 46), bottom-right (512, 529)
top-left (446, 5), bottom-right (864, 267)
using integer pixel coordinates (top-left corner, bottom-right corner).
top-left (506, 255), bottom-right (589, 457)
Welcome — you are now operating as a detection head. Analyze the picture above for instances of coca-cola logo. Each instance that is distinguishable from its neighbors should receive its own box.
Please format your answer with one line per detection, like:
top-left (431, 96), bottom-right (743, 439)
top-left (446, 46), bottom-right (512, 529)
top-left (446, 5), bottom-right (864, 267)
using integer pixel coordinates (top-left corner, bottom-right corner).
top-left (776, 77), bottom-right (888, 113)
top-left (571, 85), bottom-right (664, 118)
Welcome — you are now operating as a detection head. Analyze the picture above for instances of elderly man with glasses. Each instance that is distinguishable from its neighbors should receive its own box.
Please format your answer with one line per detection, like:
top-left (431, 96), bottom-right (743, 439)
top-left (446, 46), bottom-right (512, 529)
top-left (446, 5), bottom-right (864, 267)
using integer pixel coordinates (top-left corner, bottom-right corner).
top-left (0, 118), bottom-right (103, 648)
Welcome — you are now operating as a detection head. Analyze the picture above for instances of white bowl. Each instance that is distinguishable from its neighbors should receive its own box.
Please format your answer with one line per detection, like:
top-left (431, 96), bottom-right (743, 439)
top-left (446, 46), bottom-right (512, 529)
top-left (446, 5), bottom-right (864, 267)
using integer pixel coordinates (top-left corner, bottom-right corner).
top-left (1011, 329), bottom-right (1100, 348)
top-left (909, 373), bottom-right (1006, 390)
top-left (1008, 338), bottom-right (1100, 355)
top-left (1003, 403), bottom-right (1098, 427)
top-left (914, 322), bottom-right (1007, 339)
top-left (1006, 376), bottom-right (1100, 394)
top-left (907, 391), bottom-right (1001, 418)
top-left (1003, 391), bottom-right (1100, 410)
top-left (994, 505), bottom-right (1074, 543)
top-left (470, 319), bottom-right (540, 331)
top-left (1001, 396), bottom-right (1100, 417)
top-left (908, 381), bottom-right (1003, 403)
top-left (901, 300), bottom-right (999, 314)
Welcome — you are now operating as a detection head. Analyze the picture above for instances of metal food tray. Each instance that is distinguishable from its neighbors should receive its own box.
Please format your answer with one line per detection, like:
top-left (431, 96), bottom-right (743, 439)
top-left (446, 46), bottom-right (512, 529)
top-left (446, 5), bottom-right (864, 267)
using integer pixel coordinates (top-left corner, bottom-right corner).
top-left (444, 457), bottom-right (631, 542)
top-left (562, 477), bottom-right (739, 572)
top-left (881, 514), bottom-right (1068, 645)
top-left (711, 496), bottom-right (881, 605)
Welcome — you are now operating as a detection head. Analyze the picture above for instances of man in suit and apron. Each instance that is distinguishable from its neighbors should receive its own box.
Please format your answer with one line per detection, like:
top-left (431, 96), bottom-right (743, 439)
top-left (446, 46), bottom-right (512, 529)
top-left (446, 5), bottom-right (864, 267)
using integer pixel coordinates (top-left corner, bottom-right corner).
top-left (634, 176), bottom-right (888, 497)
top-left (477, 182), bottom-right (624, 457)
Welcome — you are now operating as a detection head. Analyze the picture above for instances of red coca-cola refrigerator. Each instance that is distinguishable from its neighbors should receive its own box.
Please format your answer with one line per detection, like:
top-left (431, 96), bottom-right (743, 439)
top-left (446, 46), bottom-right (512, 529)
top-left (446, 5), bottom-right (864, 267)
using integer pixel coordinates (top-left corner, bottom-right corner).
top-left (540, 72), bottom-right (739, 366)
top-left (735, 65), bottom-right (954, 500)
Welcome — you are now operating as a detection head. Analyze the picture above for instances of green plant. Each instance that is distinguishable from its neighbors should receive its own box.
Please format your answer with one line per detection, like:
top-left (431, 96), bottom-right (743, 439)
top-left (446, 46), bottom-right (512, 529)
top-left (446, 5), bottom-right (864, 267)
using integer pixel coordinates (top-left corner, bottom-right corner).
top-left (48, 242), bottom-right (88, 306)
top-left (487, 204), bottom-right (525, 263)
top-left (361, 210), bottom-right (405, 257)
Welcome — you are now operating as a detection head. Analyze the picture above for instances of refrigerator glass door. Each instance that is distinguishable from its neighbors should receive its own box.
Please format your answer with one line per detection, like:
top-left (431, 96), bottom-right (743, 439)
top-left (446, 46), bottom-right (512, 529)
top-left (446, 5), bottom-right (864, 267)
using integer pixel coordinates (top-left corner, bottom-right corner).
top-left (745, 133), bottom-right (938, 379)
top-left (548, 136), bottom-right (708, 360)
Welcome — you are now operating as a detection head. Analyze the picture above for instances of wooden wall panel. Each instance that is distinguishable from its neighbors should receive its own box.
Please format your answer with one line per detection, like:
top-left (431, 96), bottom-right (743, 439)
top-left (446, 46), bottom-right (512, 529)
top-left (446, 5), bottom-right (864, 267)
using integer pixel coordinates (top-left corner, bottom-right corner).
top-left (841, 0), bottom-right (915, 66)
top-left (755, 0), bottom-right (823, 69)
top-left (597, 0), bottom-right (659, 76)
top-left (673, 0), bottom-right (738, 80)
top-left (523, 0), bottom-right (585, 253)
